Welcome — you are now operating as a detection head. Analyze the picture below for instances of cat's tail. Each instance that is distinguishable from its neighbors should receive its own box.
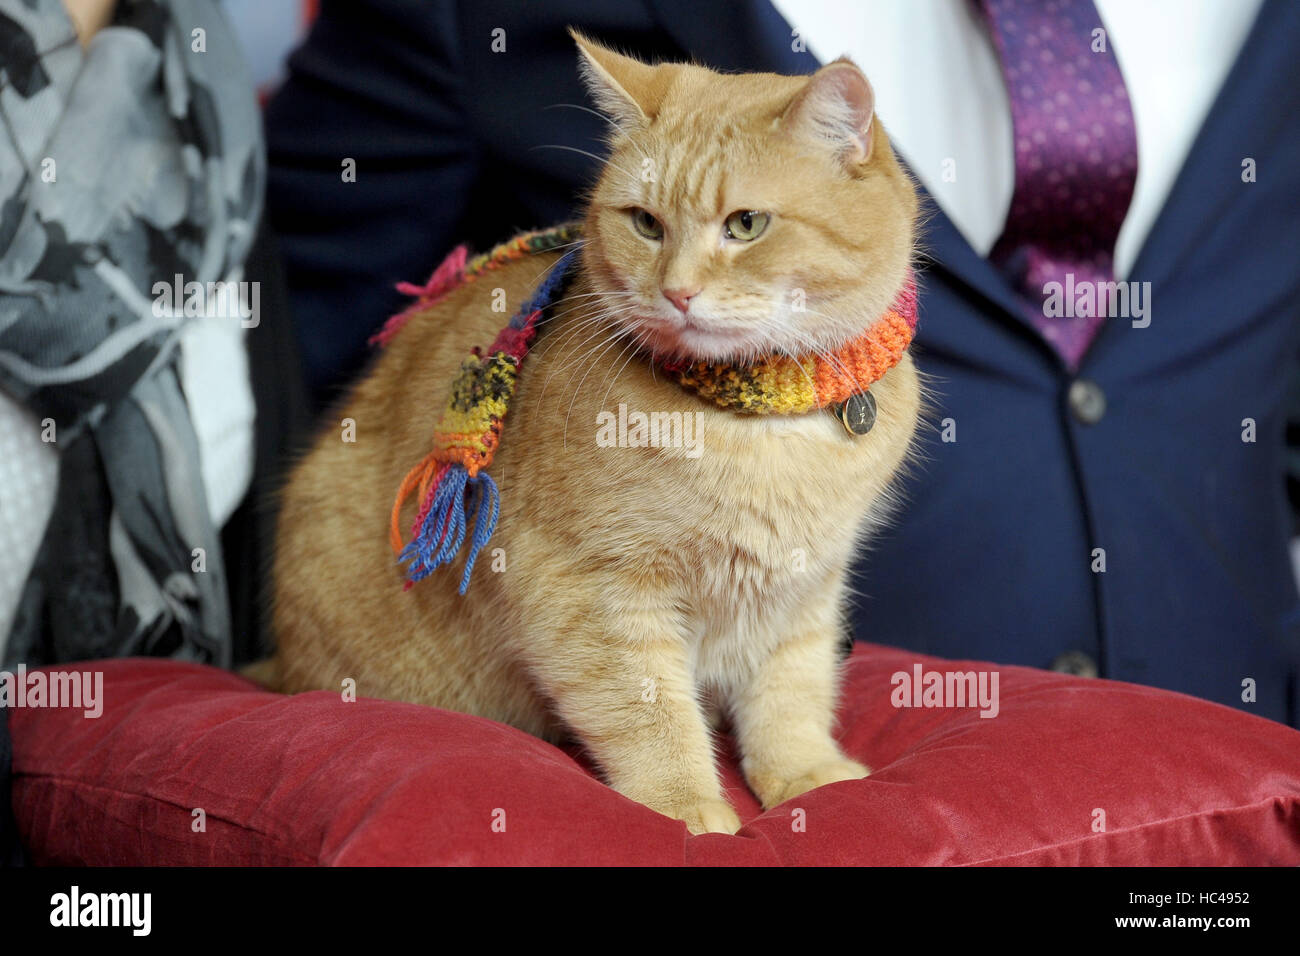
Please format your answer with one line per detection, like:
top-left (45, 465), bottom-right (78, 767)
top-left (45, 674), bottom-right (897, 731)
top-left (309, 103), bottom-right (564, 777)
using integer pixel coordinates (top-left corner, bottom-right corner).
top-left (239, 656), bottom-right (282, 692)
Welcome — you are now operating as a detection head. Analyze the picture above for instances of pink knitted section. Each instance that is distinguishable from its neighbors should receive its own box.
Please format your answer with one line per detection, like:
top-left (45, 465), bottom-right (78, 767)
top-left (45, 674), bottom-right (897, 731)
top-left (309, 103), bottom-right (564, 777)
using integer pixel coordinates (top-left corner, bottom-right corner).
top-left (369, 245), bottom-right (469, 347)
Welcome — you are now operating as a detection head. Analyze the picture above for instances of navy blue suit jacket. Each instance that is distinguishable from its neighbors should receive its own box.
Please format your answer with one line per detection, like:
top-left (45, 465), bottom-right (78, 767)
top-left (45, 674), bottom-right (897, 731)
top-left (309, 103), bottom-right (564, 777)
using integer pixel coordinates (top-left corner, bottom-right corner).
top-left (265, 0), bottom-right (1300, 725)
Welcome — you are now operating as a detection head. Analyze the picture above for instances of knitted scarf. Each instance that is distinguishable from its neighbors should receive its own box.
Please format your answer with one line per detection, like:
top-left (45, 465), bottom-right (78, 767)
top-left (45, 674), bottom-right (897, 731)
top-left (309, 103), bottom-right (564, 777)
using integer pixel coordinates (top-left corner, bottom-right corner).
top-left (376, 224), bottom-right (917, 593)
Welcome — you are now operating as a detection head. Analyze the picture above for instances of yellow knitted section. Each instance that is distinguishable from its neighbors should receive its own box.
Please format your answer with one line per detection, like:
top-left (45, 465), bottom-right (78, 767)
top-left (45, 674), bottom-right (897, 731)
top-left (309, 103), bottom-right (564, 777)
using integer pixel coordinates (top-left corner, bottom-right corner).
top-left (673, 354), bottom-right (819, 414)
top-left (429, 352), bottom-right (519, 475)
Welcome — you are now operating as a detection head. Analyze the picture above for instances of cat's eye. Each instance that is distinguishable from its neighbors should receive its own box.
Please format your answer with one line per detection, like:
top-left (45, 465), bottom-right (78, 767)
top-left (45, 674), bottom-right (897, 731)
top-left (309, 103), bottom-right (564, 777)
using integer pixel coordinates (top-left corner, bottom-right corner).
top-left (631, 208), bottom-right (664, 240)
top-left (724, 210), bottom-right (769, 242)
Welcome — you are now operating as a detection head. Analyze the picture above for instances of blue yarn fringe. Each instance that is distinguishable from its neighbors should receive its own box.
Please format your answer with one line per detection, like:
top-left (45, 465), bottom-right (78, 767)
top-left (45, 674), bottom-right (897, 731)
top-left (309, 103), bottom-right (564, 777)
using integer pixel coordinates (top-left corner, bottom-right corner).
top-left (395, 248), bottom-right (576, 595)
top-left (398, 466), bottom-right (500, 594)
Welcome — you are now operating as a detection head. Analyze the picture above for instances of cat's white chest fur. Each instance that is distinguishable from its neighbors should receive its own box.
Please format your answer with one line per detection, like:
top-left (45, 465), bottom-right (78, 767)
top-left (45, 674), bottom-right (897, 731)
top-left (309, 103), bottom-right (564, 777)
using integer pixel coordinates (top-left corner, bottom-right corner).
top-left (679, 398), bottom-right (907, 686)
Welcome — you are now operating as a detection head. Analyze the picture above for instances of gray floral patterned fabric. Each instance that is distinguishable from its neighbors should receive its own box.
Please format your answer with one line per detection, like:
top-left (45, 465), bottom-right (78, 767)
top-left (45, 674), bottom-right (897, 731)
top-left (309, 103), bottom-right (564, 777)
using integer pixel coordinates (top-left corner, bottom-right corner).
top-left (0, 0), bottom-right (264, 666)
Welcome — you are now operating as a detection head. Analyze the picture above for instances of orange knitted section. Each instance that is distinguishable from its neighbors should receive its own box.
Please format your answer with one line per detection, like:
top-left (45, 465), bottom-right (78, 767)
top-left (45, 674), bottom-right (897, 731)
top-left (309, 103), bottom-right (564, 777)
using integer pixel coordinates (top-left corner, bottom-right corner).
top-left (812, 309), bottom-right (915, 409)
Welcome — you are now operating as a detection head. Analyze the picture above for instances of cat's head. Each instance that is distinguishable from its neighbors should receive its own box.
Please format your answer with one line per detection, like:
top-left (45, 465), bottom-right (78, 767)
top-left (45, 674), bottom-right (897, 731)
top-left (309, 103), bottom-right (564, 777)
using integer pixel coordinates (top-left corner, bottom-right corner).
top-left (573, 31), bottom-right (919, 364)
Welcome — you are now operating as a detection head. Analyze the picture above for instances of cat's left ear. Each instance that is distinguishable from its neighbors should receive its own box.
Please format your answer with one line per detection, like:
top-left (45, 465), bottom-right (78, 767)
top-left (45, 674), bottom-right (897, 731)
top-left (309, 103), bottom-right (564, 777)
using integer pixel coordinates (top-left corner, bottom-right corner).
top-left (570, 29), bottom-right (659, 130)
top-left (782, 58), bottom-right (875, 166)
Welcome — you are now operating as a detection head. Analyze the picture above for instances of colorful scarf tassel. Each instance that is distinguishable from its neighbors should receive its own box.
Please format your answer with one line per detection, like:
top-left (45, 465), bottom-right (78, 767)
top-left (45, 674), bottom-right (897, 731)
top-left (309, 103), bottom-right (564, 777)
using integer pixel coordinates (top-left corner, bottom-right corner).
top-left (383, 226), bottom-right (582, 592)
top-left (395, 461), bottom-right (500, 594)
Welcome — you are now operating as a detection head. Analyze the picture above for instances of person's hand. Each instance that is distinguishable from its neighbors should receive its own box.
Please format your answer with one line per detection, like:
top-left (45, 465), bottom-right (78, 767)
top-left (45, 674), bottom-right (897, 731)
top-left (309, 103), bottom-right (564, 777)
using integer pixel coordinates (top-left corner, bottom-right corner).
top-left (62, 0), bottom-right (117, 47)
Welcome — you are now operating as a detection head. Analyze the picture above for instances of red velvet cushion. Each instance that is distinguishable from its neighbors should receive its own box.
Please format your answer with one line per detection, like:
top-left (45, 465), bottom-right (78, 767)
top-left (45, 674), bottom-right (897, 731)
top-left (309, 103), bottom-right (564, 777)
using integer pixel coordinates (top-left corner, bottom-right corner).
top-left (11, 645), bottom-right (1300, 865)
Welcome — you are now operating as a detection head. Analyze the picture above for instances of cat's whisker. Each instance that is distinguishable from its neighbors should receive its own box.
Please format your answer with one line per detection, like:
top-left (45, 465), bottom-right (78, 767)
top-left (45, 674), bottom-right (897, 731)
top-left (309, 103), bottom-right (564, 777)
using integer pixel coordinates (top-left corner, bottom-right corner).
top-left (524, 238), bottom-right (590, 288)
top-left (561, 325), bottom-right (638, 449)
top-left (535, 295), bottom-right (642, 351)
top-left (546, 316), bottom-right (639, 386)
top-left (752, 325), bottom-right (820, 399)
top-left (531, 290), bottom-right (638, 333)
top-left (536, 296), bottom-right (638, 334)
top-left (581, 326), bottom-right (659, 451)
top-left (533, 308), bottom-right (643, 405)
top-left (527, 294), bottom-right (638, 357)
top-left (543, 103), bottom-right (650, 163)
top-left (583, 333), bottom-right (643, 421)
top-left (595, 326), bottom-right (653, 414)
top-left (769, 317), bottom-right (864, 394)
top-left (554, 290), bottom-right (637, 300)
top-left (538, 289), bottom-right (644, 342)
top-left (544, 102), bottom-right (634, 141)
top-left (533, 308), bottom-right (644, 398)
top-left (558, 320), bottom-right (638, 399)
top-left (742, 315), bottom-right (865, 412)
top-left (530, 143), bottom-right (640, 184)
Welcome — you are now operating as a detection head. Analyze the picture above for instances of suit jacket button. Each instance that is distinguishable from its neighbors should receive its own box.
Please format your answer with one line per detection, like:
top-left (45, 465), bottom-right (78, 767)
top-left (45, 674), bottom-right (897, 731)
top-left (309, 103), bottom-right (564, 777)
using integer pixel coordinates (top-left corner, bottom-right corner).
top-left (1068, 379), bottom-right (1106, 425)
top-left (1050, 651), bottom-right (1099, 678)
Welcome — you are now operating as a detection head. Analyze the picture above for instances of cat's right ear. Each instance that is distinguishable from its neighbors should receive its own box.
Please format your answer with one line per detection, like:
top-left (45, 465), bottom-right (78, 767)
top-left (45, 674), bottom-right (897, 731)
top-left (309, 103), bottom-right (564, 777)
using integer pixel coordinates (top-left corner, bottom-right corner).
top-left (570, 29), bottom-right (658, 131)
top-left (781, 58), bottom-right (876, 167)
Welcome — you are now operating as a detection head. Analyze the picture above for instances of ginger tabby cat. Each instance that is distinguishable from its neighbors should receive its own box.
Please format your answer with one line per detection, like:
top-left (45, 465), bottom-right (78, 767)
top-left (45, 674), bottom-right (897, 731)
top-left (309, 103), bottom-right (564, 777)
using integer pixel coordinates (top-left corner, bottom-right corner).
top-left (262, 33), bottom-right (922, 835)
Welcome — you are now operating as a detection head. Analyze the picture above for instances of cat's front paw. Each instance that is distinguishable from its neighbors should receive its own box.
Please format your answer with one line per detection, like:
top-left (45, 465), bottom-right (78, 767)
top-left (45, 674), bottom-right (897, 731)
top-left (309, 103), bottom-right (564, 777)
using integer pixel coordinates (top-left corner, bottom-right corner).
top-left (672, 797), bottom-right (743, 836)
top-left (751, 757), bottom-right (871, 809)
top-left (621, 780), bottom-right (743, 834)
top-left (637, 794), bottom-right (740, 835)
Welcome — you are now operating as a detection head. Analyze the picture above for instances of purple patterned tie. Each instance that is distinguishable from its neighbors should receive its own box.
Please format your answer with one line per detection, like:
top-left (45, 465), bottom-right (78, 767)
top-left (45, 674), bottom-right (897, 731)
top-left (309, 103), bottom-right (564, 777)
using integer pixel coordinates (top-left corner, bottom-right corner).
top-left (978, 0), bottom-right (1139, 369)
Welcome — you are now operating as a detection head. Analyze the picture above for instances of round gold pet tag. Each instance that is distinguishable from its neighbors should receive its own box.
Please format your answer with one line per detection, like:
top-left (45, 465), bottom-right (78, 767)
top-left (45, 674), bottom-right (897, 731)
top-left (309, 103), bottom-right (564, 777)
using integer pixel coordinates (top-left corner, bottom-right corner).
top-left (836, 391), bottom-right (877, 436)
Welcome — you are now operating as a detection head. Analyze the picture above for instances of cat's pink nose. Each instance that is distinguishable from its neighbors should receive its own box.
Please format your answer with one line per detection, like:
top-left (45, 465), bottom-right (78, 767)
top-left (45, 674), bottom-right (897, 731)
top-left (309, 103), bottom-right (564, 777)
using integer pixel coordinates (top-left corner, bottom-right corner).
top-left (662, 286), bottom-right (701, 313)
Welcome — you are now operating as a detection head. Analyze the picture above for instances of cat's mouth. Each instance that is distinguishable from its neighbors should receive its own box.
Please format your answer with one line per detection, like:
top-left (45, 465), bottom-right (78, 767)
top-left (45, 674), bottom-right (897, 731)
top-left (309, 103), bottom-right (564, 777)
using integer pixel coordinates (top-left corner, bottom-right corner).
top-left (631, 311), bottom-right (760, 363)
